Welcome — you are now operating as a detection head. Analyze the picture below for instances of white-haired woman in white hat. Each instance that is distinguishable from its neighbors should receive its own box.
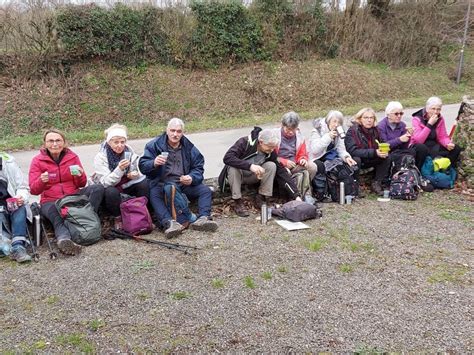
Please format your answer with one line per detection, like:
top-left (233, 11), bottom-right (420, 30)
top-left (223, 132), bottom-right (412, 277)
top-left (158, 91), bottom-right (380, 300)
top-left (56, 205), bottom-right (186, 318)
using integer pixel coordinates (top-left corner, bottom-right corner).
top-left (93, 123), bottom-right (149, 229)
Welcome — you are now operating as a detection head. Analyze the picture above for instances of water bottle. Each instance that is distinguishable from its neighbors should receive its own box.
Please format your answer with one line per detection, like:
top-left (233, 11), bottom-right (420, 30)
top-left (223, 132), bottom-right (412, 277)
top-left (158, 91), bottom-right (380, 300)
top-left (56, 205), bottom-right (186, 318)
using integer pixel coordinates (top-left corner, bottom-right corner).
top-left (260, 203), bottom-right (268, 225)
top-left (339, 182), bottom-right (345, 205)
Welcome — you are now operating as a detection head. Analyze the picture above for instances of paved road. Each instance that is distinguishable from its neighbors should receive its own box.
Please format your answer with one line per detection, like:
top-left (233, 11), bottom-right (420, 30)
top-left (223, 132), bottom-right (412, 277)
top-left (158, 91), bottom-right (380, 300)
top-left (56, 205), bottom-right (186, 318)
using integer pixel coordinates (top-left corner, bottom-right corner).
top-left (11, 104), bottom-right (460, 181)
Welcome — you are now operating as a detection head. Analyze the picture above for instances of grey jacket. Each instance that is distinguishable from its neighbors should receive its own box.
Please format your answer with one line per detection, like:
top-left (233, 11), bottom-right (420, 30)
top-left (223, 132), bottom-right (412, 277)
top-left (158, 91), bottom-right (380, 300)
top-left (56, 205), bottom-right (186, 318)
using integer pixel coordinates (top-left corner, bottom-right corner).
top-left (308, 118), bottom-right (351, 161)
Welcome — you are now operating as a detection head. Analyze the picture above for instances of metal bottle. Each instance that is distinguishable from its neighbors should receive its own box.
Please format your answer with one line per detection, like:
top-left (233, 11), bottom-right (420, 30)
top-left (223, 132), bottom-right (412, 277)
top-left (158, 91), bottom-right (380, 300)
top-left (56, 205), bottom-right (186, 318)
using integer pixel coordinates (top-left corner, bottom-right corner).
top-left (339, 182), bottom-right (345, 205)
top-left (261, 203), bottom-right (268, 224)
top-left (34, 214), bottom-right (42, 247)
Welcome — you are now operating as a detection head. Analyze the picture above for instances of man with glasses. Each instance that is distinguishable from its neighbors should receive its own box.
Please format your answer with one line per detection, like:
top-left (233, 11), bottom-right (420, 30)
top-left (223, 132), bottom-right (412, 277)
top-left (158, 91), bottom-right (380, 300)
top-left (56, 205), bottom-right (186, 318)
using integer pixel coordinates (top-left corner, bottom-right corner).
top-left (218, 127), bottom-right (301, 217)
top-left (139, 118), bottom-right (218, 238)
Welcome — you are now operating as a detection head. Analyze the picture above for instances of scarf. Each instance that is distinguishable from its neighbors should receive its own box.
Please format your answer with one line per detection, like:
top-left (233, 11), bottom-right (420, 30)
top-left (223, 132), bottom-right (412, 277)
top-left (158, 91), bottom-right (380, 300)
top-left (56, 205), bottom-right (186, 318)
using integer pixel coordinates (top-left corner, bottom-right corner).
top-left (355, 125), bottom-right (379, 149)
top-left (105, 143), bottom-right (129, 172)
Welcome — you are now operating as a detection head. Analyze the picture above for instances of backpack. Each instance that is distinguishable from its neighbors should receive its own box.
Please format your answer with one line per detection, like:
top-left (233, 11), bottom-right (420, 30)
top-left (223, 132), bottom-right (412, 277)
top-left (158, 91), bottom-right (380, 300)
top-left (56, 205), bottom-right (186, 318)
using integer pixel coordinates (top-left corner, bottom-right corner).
top-left (421, 156), bottom-right (456, 189)
top-left (291, 166), bottom-right (311, 198)
top-left (163, 183), bottom-right (197, 227)
top-left (389, 168), bottom-right (421, 200)
top-left (390, 150), bottom-right (416, 176)
top-left (311, 171), bottom-right (328, 202)
top-left (271, 200), bottom-right (322, 222)
top-left (120, 196), bottom-right (154, 235)
top-left (325, 160), bottom-right (359, 202)
top-left (55, 194), bottom-right (101, 245)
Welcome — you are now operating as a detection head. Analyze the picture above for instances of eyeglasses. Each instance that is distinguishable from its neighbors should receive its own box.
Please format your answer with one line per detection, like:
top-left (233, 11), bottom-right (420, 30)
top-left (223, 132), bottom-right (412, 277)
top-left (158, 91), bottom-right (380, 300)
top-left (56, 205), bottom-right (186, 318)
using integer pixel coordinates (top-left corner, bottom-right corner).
top-left (362, 116), bottom-right (376, 120)
top-left (46, 139), bottom-right (64, 145)
top-left (169, 129), bottom-right (183, 134)
top-left (392, 112), bottom-right (404, 116)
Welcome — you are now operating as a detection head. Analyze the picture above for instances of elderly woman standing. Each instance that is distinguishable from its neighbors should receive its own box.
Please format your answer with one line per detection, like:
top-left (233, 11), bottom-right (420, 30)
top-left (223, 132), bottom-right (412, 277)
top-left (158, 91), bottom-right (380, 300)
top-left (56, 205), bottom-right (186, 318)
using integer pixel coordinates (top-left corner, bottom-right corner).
top-left (345, 108), bottom-right (390, 195)
top-left (309, 110), bottom-right (358, 174)
top-left (378, 101), bottom-right (428, 169)
top-left (93, 124), bottom-right (149, 229)
top-left (29, 129), bottom-right (104, 256)
top-left (411, 96), bottom-right (462, 165)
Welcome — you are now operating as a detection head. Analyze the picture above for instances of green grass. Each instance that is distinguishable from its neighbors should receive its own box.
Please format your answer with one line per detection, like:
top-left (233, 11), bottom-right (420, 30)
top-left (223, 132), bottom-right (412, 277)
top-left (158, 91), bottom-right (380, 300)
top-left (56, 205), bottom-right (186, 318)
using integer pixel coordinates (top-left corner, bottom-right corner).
top-left (339, 263), bottom-right (354, 273)
top-left (132, 260), bottom-right (155, 272)
top-left (211, 278), bottom-right (225, 288)
top-left (305, 237), bottom-right (327, 252)
top-left (170, 291), bottom-right (191, 300)
top-left (243, 275), bottom-right (256, 289)
top-left (56, 333), bottom-right (95, 353)
top-left (427, 264), bottom-right (469, 284)
top-left (261, 271), bottom-right (272, 280)
top-left (88, 319), bottom-right (106, 332)
top-left (277, 265), bottom-right (288, 273)
top-left (45, 295), bottom-right (60, 305)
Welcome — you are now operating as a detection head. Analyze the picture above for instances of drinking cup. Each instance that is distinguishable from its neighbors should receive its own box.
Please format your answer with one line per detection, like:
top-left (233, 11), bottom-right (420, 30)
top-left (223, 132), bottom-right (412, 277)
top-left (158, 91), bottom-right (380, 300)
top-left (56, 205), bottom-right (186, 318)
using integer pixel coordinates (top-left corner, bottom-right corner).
top-left (69, 165), bottom-right (80, 176)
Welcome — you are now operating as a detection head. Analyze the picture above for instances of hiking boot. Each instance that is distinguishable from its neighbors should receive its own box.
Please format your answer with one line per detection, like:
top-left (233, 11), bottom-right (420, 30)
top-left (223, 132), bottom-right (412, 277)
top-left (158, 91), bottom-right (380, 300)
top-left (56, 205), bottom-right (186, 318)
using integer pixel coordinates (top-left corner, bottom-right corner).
top-left (233, 199), bottom-right (249, 217)
top-left (164, 220), bottom-right (183, 239)
top-left (371, 181), bottom-right (384, 196)
top-left (10, 245), bottom-right (31, 263)
top-left (190, 216), bottom-right (218, 232)
top-left (254, 194), bottom-right (267, 209)
top-left (58, 239), bottom-right (82, 256)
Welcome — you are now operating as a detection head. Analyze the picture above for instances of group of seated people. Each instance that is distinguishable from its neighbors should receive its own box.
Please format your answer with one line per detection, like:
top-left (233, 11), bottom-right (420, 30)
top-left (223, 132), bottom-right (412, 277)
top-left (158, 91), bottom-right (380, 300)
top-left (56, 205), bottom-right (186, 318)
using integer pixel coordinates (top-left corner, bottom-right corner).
top-left (0, 96), bottom-right (461, 262)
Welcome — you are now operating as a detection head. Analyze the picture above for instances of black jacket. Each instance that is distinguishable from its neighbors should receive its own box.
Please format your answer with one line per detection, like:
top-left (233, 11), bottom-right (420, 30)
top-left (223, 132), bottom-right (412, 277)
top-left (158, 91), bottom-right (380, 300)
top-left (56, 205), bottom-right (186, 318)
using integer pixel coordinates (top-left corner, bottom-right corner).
top-left (218, 127), bottom-right (300, 199)
top-left (345, 124), bottom-right (378, 160)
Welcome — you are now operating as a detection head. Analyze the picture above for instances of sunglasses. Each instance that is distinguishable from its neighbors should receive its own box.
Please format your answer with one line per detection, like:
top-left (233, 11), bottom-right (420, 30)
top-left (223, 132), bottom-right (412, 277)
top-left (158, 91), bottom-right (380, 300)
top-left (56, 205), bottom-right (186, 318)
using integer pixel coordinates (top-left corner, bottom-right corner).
top-left (392, 112), bottom-right (404, 116)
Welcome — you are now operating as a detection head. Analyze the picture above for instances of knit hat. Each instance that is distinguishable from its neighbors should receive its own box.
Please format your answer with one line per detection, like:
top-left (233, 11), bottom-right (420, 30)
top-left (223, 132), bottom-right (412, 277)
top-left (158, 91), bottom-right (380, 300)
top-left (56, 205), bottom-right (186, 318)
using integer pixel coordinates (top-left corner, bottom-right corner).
top-left (106, 128), bottom-right (127, 142)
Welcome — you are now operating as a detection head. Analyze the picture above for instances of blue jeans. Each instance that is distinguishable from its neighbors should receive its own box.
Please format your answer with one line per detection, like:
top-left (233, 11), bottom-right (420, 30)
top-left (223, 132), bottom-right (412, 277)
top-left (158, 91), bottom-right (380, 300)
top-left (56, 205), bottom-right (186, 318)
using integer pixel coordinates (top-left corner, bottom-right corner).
top-left (149, 183), bottom-right (212, 228)
top-left (0, 205), bottom-right (28, 245)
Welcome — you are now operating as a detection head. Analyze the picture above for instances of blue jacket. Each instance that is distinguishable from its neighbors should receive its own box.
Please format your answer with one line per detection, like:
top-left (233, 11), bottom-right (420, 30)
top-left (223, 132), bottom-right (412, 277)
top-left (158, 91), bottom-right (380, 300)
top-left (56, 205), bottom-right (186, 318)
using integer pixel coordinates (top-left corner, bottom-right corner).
top-left (139, 133), bottom-right (205, 188)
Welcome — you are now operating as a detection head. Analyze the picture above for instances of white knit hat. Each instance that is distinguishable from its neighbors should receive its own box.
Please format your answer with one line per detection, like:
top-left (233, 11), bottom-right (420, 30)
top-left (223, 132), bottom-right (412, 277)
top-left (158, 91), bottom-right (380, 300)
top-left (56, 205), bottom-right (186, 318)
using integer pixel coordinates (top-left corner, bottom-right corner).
top-left (106, 128), bottom-right (127, 142)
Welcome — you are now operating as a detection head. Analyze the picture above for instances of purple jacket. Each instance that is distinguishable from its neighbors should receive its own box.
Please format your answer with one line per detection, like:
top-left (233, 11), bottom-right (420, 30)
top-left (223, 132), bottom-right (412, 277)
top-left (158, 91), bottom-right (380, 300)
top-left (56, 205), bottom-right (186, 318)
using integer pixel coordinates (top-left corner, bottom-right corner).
top-left (377, 117), bottom-right (409, 150)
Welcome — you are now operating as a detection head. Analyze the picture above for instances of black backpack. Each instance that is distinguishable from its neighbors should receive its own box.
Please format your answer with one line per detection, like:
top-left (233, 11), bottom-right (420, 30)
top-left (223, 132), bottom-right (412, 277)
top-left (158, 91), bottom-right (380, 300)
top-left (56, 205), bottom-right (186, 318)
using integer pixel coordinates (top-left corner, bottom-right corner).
top-left (389, 167), bottom-right (421, 200)
top-left (390, 150), bottom-right (416, 176)
top-left (326, 161), bottom-right (359, 202)
top-left (311, 171), bottom-right (328, 202)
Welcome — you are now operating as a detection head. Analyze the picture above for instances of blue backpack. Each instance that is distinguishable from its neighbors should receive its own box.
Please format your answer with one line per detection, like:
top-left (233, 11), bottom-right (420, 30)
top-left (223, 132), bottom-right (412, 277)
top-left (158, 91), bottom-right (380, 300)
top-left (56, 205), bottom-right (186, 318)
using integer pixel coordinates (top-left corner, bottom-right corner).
top-left (421, 156), bottom-right (456, 189)
top-left (163, 183), bottom-right (197, 227)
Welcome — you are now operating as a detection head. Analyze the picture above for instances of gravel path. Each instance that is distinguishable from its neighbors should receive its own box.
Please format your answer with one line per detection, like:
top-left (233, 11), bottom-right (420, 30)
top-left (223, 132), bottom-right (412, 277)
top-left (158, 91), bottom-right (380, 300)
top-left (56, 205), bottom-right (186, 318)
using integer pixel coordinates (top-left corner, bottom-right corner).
top-left (0, 190), bottom-right (472, 353)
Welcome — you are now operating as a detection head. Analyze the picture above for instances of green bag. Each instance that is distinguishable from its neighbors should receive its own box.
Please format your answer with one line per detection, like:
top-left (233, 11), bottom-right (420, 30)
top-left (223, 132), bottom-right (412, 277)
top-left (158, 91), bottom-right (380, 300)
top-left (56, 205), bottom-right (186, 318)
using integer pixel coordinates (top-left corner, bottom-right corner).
top-left (55, 194), bottom-right (101, 246)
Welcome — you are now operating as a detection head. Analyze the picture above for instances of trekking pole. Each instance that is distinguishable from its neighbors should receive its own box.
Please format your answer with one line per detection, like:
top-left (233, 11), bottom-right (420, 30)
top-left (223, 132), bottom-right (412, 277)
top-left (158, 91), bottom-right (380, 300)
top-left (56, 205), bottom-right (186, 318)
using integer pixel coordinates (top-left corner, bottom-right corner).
top-left (26, 229), bottom-right (40, 262)
top-left (105, 229), bottom-right (199, 254)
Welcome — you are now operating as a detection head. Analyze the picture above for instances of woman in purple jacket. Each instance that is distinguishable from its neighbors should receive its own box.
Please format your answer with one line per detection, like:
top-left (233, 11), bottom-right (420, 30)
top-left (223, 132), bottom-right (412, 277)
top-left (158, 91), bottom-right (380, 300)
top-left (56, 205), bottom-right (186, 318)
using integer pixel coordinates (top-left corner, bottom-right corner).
top-left (378, 101), bottom-right (429, 169)
top-left (411, 97), bottom-right (462, 166)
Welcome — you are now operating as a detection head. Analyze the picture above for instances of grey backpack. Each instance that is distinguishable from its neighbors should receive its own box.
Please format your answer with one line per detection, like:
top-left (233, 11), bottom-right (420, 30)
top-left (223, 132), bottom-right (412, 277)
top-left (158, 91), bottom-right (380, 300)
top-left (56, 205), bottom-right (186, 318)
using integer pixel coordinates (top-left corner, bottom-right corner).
top-left (271, 200), bottom-right (322, 222)
top-left (55, 194), bottom-right (102, 245)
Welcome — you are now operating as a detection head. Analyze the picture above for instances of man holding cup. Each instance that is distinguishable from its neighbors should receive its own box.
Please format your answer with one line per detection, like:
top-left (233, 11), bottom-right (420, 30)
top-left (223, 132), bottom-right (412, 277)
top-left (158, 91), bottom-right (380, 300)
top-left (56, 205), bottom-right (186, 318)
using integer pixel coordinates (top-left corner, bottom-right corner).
top-left (139, 118), bottom-right (218, 238)
top-left (218, 128), bottom-right (301, 217)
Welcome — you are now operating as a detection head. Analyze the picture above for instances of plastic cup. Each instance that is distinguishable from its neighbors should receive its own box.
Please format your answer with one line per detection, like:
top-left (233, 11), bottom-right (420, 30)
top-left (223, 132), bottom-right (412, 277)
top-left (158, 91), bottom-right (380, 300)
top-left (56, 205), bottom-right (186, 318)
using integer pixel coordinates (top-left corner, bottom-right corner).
top-left (160, 152), bottom-right (169, 159)
top-left (383, 190), bottom-right (390, 199)
top-left (378, 143), bottom-right (390, 153)
top-left (69, 165), bottom-right (80, 176)
top-left (6, 197), bottom-right (19, 212)
top-left (48, 172), bottom-right (58, 182)
top-left (345, 195), bottom-right (353, 205)
top-left (124, 151), bottom-right (132, 161)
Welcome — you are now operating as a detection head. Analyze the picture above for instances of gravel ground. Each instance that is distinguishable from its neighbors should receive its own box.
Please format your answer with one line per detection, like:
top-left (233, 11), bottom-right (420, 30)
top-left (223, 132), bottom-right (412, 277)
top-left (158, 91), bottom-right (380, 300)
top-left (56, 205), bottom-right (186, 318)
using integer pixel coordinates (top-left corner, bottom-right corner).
top-left (0, 190), bottom-right (473, 353)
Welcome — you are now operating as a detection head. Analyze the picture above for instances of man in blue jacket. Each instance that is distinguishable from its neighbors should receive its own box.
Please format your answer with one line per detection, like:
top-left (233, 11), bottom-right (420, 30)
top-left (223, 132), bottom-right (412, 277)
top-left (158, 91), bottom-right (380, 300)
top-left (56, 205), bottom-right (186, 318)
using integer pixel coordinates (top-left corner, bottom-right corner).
top-left (139, 118), bottom-right (218, 238)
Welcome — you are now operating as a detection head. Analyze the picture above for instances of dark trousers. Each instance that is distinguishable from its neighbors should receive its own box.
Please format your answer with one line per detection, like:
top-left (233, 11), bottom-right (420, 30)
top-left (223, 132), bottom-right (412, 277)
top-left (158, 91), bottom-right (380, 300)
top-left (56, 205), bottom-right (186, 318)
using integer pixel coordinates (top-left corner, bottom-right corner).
top-left (352, 156), bottom-right (391, 182)
top-left (41, 184), bottom-right (104, 241)
top-left (409, 144), bottom-right (429, 170)
top-left (426, 143), bottom-right (462, 166)
top-left (149, 183), bottom-right (212, 228)
top-left (103, 180), bottom-right (150, 217)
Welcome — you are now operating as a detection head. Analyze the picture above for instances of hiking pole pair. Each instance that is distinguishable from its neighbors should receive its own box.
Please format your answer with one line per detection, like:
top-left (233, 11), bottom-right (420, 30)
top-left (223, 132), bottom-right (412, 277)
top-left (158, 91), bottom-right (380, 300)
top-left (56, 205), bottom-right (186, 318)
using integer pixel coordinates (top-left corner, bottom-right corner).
top-left (31, 203), bottom-right (58, 260)
top-left (26, 229), bottom-right (40, 262)
top-left (105, 229), bottom-right (200, 254)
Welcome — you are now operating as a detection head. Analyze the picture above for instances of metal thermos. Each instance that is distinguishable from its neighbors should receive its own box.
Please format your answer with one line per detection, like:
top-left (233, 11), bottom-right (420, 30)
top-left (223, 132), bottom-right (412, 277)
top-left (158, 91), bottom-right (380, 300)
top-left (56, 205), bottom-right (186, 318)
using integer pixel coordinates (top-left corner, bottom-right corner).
top-left (261, 203), bottom-right (268, 224)
top-left (339, 182), bottom-right (345, 205)
top-left (34, 214), bottom-right (41, 247)
top-left (336, 125), bottom-right (346, 139)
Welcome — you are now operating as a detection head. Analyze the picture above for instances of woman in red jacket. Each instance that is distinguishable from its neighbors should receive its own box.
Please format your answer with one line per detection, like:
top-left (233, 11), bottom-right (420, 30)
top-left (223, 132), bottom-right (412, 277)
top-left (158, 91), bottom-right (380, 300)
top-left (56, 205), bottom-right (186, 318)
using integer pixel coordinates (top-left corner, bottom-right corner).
top-left (29, 129), bottom-right (104, 255)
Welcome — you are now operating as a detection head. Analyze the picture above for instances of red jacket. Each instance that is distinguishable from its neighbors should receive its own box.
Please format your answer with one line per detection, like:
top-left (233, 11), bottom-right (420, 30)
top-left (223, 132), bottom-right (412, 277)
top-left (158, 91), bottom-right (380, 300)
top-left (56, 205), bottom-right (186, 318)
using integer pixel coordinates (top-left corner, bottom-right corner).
top-left (29, 148), bottom-right (87, 203)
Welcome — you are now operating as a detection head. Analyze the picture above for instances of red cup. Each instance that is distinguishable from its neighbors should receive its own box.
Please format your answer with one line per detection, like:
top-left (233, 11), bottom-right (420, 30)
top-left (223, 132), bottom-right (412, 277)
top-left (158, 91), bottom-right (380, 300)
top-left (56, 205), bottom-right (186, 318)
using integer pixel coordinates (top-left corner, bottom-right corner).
top-left (6, 197), bottom-right (19, 212)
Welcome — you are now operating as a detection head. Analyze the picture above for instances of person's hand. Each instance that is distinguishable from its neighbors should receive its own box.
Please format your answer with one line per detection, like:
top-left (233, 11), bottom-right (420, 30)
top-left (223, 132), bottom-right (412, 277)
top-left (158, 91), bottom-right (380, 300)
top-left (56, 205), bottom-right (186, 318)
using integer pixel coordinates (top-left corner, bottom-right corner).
top-left (406, 127), bottom-right (414, 135)
top-left (40, 171), bottom-right (49, 183)
top-left (250, 164), bottom-right (265, 179)
top-left (154, 155), bottom-right (167, 167)
top-left (345, 157), bottom-right (357, 166)
top-left (399, 132), bottom-right (411, 143)
top-left (127, 171), bottom-right (139, 180)
top-left (287, 160), bottom-right (297, 169)
top-left (15, 196), bottom-right (25, 206)
top-left (376, 149), bottom-right (388, 159)
top-left (295, 196), bottom-right (302, 202)
top-left (299, 159), bottom-right (308, 167)
top-left (428, 114), bottom-right (439, 125)
top-left (75, 167), bottom-right (84, 177)
top-left (179, 175), bottom-right (193, 186)
top-left (328, 130), bottom-right (337, 140)
top-left (447, 142), bottom-right (455, 151)
top-left (118, 159), bottom-right (131, 171)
